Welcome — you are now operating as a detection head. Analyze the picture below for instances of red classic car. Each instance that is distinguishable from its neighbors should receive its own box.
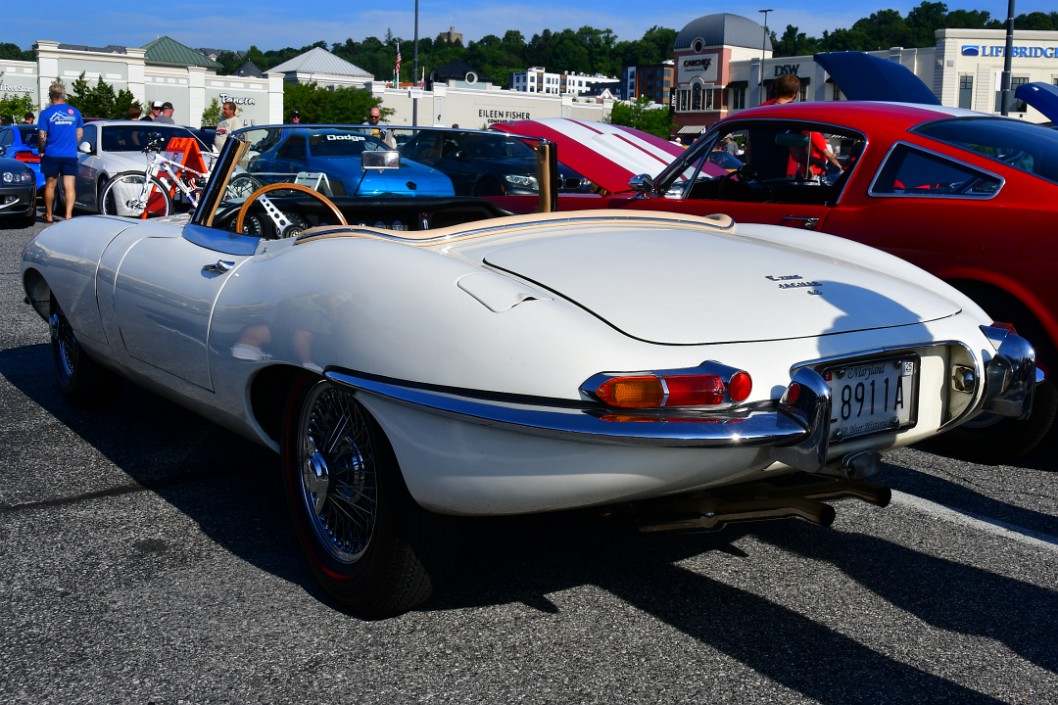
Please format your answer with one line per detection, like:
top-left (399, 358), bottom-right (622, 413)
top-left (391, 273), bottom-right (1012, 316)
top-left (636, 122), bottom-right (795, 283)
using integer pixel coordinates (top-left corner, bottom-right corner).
top-left (500, 106), bottom-right (1057, 462)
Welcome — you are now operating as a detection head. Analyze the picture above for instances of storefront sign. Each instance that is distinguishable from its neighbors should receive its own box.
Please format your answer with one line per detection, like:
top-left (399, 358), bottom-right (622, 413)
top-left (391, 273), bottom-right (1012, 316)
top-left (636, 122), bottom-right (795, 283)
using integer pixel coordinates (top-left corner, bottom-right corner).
top-left (218, 93), bottom-right (257, 106)
top-left (478, 109), bottom-right (532, 124)
top-left (0, 80), bottom-right (33, 95)
top-left (679, 54), bottom-right (718, 83)
top-left (962, 45), bottom-right (1058, 58)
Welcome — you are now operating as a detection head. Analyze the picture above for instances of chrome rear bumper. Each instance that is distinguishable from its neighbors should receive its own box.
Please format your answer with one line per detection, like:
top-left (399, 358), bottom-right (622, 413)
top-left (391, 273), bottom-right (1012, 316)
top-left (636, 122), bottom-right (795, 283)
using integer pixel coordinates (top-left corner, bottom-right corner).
top-left (326, 366), bottom-right (834, 474)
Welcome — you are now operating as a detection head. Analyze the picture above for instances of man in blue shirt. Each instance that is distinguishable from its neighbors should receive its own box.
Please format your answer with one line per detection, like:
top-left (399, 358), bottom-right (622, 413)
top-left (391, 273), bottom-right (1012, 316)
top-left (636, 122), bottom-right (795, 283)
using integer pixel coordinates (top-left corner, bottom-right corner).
top-left (37, 82), bottom-right (84, 223)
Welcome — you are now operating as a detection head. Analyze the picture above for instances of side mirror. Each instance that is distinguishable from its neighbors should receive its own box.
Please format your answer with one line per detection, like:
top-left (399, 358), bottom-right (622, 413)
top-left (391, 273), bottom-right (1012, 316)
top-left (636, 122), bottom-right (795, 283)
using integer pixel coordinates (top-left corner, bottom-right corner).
top-left (629, 173), bottom-right (654, 194)
top-left (361, 150), bottom-right (400, 170)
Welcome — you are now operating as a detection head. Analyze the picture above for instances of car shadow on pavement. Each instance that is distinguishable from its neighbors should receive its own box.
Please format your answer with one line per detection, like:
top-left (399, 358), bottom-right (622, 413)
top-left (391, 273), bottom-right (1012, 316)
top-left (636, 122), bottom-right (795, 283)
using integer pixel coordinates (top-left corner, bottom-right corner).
top-left (760, 520), bottom-right (1058, 676)
top-left (0, 342), bottom-right (324, 599)
top-left (431, 513), bottom-right (1021, 704)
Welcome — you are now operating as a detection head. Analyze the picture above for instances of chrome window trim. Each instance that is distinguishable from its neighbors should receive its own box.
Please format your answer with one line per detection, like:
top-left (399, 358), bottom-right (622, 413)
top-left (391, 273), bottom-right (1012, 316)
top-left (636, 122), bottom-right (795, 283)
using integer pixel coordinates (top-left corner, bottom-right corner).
top-left (867, 140), bottom-right (1005, 201)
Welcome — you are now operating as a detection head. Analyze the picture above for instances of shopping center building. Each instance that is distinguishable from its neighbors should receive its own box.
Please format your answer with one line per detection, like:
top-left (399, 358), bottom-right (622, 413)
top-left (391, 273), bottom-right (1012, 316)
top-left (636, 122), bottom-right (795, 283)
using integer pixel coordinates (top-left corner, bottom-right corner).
top-left (671, 13), bottom-right (1058, 136)
top-left (8, 19), bottom-right (1057, 134)
top-left (1, 36), bottom-right (612, 129)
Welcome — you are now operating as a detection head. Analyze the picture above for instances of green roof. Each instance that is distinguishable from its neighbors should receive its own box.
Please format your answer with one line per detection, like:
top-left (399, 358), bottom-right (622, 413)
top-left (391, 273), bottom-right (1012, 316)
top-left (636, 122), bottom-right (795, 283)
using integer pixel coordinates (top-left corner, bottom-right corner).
top-left (142, 36), bottom-right (221, 69)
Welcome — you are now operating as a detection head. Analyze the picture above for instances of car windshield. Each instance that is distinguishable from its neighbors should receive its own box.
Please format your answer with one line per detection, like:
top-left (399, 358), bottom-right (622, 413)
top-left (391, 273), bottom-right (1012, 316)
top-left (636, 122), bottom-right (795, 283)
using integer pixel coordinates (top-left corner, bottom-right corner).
top-left (193, 124), bottom-right (560, 237)
top-left (101, 124), bottom-right (201, 153)
top-left (913, 117), bottom-right (1058, 185)
top-left (18, 125), bottom-right (39, 144)
top-left (656, 122), bottom-right (864, 203)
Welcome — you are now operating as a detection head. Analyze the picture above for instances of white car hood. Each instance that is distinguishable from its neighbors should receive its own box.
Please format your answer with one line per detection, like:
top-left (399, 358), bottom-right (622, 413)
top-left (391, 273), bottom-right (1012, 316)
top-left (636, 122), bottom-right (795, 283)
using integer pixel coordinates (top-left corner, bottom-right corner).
top-left (481, 225), bottom-right (959, 345)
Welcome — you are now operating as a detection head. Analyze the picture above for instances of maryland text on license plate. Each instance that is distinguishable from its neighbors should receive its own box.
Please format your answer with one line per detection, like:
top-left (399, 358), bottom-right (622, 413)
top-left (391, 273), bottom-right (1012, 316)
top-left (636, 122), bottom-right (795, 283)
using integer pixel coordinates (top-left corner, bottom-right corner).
top-left (824, 358), bottom-right (916, 441)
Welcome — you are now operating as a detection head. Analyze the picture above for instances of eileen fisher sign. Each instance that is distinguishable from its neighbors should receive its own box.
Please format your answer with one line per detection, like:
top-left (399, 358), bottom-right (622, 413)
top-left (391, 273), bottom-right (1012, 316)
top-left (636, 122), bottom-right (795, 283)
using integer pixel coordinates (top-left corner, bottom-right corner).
top-left (478, 108), bottom-right (532, 123)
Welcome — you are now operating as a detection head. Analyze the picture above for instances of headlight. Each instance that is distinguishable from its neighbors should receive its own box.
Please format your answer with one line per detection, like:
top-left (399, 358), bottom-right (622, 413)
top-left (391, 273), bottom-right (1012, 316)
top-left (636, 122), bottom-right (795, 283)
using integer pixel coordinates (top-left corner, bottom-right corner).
top-left (1, 169), bottom-right (34, 184)
top-left (504, 174), bottom-right (538, 190)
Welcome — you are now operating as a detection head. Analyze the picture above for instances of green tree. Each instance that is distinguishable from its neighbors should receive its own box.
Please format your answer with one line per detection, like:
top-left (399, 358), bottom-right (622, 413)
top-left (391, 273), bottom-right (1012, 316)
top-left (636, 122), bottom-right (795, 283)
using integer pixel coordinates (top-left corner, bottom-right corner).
top-left (946, 10), bottom-right (995, 28)
top-left (0, 90), bottom-right (36, 124)
top-left (1017, 12), bottom-right (1058, 30)
top-left (773, 25), bottom-right (819, 57)
top-left (608, 96), bottom-right (672, 139)
top-left (0, 43), bottom-right (34, 61)
top-left (283, 82), bottom-right (384, 124)
top-left (201, 98), bottom-right (222, 126)
top-left (65, 73), bottom-right (141, 119)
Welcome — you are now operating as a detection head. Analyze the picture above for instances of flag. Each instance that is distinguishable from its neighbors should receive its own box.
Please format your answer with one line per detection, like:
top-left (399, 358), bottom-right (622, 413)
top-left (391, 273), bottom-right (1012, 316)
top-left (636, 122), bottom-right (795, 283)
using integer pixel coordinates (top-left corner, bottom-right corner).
top-left (394, 44), bottom-right (401, 81)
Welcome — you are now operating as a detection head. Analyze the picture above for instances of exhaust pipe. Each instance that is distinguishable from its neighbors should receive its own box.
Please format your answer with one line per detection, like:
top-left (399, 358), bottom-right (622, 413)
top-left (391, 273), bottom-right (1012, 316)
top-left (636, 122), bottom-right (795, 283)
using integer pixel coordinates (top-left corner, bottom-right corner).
top-left (635, 473), bottom-right (891, 533)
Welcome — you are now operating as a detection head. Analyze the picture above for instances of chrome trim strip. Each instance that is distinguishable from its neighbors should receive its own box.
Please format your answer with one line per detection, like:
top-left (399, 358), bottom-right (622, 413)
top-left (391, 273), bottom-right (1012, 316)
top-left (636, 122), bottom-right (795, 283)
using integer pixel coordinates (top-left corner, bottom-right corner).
top-left (324, 369), bottom-right (824, 450)
top-left (297, 212), bottom-right (737, 246)
top-left (867, 140), bottom-right (1006, 200)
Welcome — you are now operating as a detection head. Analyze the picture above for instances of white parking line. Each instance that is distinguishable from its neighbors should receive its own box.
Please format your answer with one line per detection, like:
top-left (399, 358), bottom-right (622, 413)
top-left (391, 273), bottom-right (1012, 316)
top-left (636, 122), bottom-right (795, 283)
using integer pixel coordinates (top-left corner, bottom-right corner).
top-left (892, 490), bottom-right (1058, 552)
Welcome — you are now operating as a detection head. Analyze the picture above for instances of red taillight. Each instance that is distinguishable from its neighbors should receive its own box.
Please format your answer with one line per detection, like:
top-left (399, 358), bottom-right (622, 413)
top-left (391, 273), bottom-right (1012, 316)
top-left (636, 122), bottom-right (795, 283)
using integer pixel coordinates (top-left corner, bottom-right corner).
top-left (665, 374), bottom-right (726, 406)
top-left (728, 371), bottom-right (752, 402)
top-left (15, 152), bottom-right (40, 165)
top-left (595, 371), bottom-right (751, 409)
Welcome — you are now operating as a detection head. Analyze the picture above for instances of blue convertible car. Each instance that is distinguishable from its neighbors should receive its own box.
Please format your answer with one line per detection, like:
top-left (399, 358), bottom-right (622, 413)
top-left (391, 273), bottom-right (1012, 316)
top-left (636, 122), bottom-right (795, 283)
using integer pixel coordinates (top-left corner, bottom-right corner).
top-left (246, 127), bottom-right (454, 198)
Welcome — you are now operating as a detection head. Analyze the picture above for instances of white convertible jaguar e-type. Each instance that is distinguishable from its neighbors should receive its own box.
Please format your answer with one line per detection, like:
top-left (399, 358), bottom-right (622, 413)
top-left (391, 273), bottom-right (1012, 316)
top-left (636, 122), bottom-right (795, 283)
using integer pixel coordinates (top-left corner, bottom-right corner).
top-left (21, 124), bottom-right (1039, 617)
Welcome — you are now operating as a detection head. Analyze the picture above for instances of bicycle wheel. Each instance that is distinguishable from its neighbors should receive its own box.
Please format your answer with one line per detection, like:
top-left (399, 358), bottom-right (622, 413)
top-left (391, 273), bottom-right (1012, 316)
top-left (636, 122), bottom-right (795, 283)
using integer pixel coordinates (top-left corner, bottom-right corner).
top-left (100, 172), bottom-right (173, 218)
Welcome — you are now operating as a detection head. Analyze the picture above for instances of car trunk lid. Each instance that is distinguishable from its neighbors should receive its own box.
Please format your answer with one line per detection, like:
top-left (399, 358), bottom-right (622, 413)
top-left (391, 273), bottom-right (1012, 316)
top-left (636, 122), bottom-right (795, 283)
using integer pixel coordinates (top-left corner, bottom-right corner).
top-left (480, 222), bottom-right (958, 345)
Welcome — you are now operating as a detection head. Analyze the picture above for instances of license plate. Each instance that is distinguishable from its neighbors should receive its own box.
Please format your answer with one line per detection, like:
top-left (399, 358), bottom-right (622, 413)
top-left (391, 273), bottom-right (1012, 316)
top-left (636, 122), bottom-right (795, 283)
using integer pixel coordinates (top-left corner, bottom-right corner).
top-left (823, 358), bottom-right (917, 441)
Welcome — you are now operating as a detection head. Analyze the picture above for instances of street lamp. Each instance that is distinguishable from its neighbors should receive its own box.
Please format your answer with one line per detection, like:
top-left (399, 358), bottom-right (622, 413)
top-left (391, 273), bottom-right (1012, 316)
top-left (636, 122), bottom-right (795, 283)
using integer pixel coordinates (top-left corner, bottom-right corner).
top-left (758, 8), bottom-right (772, 105)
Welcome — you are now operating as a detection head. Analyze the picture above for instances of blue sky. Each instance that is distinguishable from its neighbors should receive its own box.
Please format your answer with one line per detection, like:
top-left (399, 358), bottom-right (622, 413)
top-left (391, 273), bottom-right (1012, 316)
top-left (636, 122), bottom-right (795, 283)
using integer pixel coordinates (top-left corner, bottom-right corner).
top-left (6, 1), bottom-right (1052, 54)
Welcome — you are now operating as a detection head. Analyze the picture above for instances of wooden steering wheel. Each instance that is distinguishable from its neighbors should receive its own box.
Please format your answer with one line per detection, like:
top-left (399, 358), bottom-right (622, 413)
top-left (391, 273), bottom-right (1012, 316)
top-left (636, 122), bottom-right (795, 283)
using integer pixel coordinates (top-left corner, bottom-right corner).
top-left (235, 182), bottom-right (348, 238)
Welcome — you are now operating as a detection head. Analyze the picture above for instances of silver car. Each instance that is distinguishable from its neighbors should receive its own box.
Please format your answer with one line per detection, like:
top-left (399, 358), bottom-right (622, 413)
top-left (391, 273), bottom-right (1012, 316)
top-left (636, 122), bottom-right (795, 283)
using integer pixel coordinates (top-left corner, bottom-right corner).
top-left (57, 120), bottom-right (211, 214)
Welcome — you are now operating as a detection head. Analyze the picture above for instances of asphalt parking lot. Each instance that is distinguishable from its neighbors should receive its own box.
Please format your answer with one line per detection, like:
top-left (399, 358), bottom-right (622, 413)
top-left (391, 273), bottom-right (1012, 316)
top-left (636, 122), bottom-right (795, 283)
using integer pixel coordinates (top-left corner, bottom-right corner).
top-left (1, 215), bottom-right (1057, 704)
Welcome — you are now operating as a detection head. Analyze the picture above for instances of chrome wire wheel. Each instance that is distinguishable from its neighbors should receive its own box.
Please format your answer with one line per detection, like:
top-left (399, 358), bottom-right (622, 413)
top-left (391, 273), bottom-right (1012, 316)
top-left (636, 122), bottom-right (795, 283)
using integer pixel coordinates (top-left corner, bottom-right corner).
top-left (48, 295), bottom-right (120, 406)
top-left (50, 308), bottom-right (79, 385)
top-left (296, 382), bottom-right (378, 564)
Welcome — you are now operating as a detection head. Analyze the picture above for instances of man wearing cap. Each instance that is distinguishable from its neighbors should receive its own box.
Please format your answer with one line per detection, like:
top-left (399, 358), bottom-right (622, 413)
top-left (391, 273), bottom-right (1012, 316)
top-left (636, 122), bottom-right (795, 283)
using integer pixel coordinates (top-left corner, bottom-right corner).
top-left (141, 101), bottom-right (164, 121)
top-left (156, 102), bottom-right (175, 124)
top-left (290, 110), bottom-right (301, 124)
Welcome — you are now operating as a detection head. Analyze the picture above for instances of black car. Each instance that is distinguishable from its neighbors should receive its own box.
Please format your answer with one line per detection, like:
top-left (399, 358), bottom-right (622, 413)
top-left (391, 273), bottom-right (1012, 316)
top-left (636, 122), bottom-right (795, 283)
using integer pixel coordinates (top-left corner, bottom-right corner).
top-left (401, 129), bottom-right (592, 196)
top-left (0, 148), bottom-right (38, 227)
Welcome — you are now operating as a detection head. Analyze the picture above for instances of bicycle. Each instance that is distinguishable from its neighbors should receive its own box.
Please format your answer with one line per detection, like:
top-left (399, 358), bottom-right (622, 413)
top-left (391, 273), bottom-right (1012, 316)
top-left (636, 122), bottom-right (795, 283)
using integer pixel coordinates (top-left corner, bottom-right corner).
top-left (99, 135), bottom-right (214, 218)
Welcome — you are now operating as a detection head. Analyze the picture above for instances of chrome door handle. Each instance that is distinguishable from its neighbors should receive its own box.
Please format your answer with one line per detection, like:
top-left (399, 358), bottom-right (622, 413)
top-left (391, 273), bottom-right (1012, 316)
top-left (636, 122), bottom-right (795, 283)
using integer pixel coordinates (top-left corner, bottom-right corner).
top-left (783, 216), bottom-right (820, 229)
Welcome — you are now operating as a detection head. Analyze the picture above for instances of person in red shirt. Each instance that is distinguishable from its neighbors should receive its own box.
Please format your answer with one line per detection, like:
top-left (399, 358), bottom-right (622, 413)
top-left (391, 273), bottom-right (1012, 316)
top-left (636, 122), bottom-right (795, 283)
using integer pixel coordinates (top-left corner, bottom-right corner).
top-left (788, 132), bottom-right (844, 179)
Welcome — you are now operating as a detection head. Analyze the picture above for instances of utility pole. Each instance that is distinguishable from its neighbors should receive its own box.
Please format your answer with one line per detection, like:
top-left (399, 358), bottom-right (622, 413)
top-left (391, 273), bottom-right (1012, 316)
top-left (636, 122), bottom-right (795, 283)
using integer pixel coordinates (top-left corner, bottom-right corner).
top-left (758, 9), bottom-right (772, 105)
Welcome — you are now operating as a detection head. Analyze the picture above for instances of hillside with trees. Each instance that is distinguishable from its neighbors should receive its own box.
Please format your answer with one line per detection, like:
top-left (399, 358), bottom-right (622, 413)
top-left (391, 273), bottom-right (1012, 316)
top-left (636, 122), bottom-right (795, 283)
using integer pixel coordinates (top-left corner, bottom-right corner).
top-left (4, 4), bottom-right (1057, 83)
top-left (205, 3), bottom-right (1058, 83)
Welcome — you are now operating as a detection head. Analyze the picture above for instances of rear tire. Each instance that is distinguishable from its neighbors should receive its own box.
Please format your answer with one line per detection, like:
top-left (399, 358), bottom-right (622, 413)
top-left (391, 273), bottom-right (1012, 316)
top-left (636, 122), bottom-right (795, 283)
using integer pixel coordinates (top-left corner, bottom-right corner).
top-left (922, 379), bottom-right (1057, 465)
top-left (922, 285), bottom-right (1058, 464)
top-left (100, 172), bottom-right (172, 218)
top-left (281, 375), bottom-right (454, 618)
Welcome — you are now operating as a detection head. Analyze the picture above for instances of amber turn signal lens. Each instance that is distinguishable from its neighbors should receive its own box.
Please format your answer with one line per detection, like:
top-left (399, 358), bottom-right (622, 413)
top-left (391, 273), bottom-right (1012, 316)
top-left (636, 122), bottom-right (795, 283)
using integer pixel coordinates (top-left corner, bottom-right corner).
top-left (596, 376), bottom-right (665, 408)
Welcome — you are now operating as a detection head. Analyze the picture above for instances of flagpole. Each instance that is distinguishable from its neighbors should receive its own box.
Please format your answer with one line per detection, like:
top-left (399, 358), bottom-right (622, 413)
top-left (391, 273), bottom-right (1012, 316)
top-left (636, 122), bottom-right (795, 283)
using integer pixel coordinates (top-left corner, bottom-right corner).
top-left (412, 0), bottom-right (420, 126)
